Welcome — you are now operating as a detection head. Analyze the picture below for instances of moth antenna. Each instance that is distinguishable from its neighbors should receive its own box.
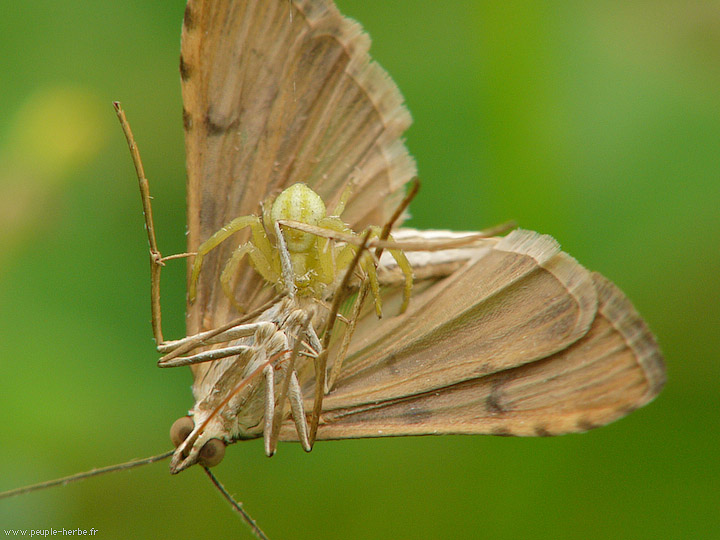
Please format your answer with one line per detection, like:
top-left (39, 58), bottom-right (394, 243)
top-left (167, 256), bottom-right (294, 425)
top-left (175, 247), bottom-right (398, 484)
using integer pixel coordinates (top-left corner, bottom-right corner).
top-left (320, 229), bottom-right (373, 350)
top-left (279, 218), bottom-right (493, 252)
top-left (326, 281), bottom-right (370, 393)
top-left (274, 220), bottom-right (297, 298)
top-left (113, 101), bottom-right (165, 345)
top-left (477, 219), bottom-right (518, 237)
top-left (202, 466), bottom-right (270, 540)
top-left (0, 450), bottom-right (173, 500)
top-left (309, 229), bottom-right (373, 445)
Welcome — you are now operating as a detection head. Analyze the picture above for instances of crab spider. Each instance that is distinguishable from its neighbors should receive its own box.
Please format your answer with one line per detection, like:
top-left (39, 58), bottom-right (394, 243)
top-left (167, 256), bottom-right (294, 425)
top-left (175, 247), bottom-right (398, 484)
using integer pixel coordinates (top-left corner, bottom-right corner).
top-left (189, 183), bottom-right (414, 316)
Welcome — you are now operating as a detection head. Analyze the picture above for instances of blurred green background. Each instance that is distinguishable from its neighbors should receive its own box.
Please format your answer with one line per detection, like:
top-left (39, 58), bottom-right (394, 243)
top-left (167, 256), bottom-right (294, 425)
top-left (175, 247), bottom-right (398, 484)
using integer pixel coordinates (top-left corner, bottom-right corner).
top-left (1, 1), bottom-right (718, 539)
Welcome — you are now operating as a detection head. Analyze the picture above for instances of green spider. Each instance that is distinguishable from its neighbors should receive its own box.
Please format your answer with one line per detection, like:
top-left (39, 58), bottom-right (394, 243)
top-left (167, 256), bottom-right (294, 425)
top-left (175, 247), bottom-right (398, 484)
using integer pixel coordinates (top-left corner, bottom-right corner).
top-left (188, 182), bottom-right (413, 316)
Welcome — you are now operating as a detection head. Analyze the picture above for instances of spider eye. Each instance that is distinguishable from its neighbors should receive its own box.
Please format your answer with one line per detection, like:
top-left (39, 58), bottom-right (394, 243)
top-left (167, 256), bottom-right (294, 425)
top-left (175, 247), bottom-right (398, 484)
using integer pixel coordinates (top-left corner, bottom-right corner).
top-left (199, 438), bottom-right (226, 467)
top-left (170, 416), bottom-right (195, 448)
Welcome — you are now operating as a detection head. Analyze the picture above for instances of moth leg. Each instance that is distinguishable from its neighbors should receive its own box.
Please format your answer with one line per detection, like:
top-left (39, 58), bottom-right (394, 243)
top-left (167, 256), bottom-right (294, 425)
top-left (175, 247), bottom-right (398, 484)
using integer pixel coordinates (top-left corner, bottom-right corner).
top-left (262, 364), bottom-right (275, 456)
top-left (158, 321), bottom-right (269, 352)
top-left (288, 371), bottom-right (311, 452)
top-left (157, 344), bottom-right (253, 368)
top-left (274, 221), bottom-right (297, 297)
top-left (189, 215), bottom-right (266, 302)
top-left (267, 316), bottom-right (311, 456)
top-left (305, 324), bottom-right (323, 359)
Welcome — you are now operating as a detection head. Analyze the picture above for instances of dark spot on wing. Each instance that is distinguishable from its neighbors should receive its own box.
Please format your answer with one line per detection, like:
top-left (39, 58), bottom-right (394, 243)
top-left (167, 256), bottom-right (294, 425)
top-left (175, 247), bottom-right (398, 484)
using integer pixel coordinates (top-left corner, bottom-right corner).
top-left (544, 297), bottom-right (575, 337)
top-left (486, 379), bottom-right (508, 414)
top-left (183, 108), bottom-right (192, 131)
top-left (204, 112), bottom-right (225, 136)
top-left (486, 393), bottom-right (504, 414)
top-left (491, 426), bottom-right (513, 437)
top-left (618, 403), bottom-right (639, 416)
top-left (183, 3), bottom-right (196, 30)
top-left (533, 424), bottom-right (553, 437)
top-left (473, 362), bottom-right (493, 376)
top-left (204, 108), bottom-right (239, 136)
top-left (179, 55), bottom-right (192, 81)
top-left (576, 418), bottom-right (599, 432)
top-left (402, 407), bottom-right (433, 425)
top-left (385, 353), bottom-right (400, 376)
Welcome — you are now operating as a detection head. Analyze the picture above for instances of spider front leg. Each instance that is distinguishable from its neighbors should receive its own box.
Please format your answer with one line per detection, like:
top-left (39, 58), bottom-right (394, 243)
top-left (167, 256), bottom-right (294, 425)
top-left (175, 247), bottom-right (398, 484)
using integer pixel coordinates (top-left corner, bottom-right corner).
top-left (335, 226), bottom-right (413, 315)
top-left (369, 226), bottom-right (413, 314)
top-left (314, 216), bottom-right (382, 316)
top-left (189, 215), bottom-right (273, 302)
top-left (220, 241), bottom-right (279, 312)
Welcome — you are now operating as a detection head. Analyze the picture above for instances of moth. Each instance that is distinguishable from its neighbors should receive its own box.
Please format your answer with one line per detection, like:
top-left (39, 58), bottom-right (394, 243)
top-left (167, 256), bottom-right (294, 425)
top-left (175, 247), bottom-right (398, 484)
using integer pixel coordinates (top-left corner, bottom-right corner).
top-left (2, 0), bottom-right (665, 537)
top-left (167, 0), bottom-right (665, 461)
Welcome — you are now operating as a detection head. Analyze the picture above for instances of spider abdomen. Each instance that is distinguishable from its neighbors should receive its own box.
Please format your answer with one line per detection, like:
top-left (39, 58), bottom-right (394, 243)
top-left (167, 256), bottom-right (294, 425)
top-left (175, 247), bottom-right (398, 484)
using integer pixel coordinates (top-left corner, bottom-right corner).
top-left (270, 183), bottom-right (326, 253)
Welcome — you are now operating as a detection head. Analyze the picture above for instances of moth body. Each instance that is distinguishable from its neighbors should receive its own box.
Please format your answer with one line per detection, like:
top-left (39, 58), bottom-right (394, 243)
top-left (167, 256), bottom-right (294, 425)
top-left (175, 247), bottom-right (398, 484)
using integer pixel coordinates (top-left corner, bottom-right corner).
top-left (171, 295), bottom-right (325, 473)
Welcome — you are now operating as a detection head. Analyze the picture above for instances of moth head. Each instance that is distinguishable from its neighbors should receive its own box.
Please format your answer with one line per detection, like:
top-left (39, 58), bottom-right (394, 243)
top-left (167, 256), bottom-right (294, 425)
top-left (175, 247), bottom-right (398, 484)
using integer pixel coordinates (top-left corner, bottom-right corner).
top-left (269, 183), bottom-right (326, 252)
top-left (169, 415), bottom-right (226, 473)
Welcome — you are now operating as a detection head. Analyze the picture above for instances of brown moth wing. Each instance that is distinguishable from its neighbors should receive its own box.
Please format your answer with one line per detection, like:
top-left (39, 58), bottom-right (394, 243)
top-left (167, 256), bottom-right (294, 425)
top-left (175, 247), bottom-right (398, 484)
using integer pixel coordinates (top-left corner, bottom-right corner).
top-left (181, 0), bottom-right (416, 346)
top-left (327, 230), bottom-right (598, 406)
top-left (279, 230), bottom-right (665, 440)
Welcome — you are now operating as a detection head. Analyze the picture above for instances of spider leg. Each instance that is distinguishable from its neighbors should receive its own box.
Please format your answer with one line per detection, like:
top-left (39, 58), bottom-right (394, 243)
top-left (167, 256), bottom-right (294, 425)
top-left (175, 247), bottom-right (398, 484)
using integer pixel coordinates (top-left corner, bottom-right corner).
top-left (332, 229), bottom-right (382, 317)
top-left (189, 215), bottom-right (263, 302)
top-left (384, 235), bottom-right (413, 313)
top-left (359, 248), bottom-right (383, 317)
top-left (314, 216), bottom-right (351, 283)
top-left (328, 179), bottom-right (355, 217)
top-left (220, 242), bottom-right (277, 312)
top-left (293, 216), bottom-right (385, 317)
top-left (367, 226), bottom-right (413, 314)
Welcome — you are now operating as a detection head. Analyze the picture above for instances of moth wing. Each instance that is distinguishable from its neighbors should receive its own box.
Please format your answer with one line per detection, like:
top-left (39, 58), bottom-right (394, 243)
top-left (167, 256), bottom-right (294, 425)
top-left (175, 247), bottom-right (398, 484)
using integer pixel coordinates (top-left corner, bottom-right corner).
top-left (280, 229), bottom-right (665, 439)
top-left (181, 0), bottom-right (416, 338)
top-left (328, 230), bottom-right (600, 405)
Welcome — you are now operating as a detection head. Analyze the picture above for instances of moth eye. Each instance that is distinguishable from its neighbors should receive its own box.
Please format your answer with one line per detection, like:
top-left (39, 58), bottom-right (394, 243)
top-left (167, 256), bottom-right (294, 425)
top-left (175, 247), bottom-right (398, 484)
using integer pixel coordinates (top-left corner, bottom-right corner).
top-left (170, 416), bottom-right (195, 448)
top-left (199, 438), bottom-right (226, 467)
